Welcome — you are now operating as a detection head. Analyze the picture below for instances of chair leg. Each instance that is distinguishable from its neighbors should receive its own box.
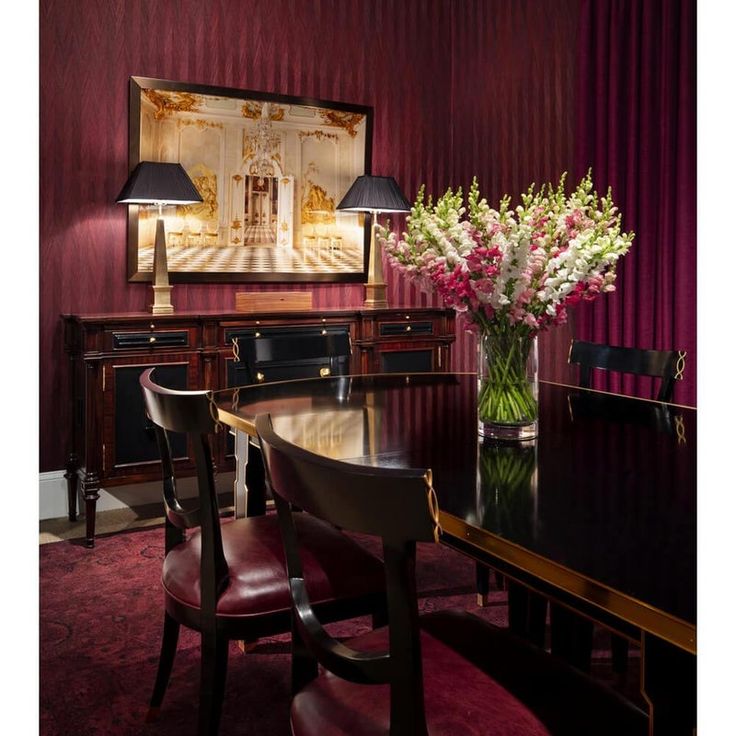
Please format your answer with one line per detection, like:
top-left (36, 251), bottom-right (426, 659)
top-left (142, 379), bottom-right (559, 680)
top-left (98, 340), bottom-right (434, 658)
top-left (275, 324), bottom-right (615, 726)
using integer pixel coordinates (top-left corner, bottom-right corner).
top-left (245, 445), bottom-right (267, 516)
top-left (291, 618), bottom-right (318, 695)
top-left (372, 602), bottom-right (389, 629)
top-left (146, 612), bottom-right (180, 722)
top-left (507, 582), bottom-right (547, 649)
top-left (198, 632), bottom-right (229, 736)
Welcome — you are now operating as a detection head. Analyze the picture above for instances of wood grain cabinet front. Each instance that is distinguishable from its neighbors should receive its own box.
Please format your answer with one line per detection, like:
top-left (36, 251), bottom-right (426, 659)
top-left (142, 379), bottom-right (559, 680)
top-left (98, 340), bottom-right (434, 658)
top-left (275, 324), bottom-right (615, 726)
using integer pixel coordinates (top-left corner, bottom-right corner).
top-left (63, 307), bottom-right (454, 547)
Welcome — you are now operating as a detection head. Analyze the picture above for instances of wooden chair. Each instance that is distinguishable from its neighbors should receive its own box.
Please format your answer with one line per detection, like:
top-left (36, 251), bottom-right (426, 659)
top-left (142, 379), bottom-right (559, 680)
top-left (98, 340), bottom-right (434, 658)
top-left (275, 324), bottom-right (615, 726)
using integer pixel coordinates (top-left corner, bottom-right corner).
top-left (235, 329), bottom-right (352, 385)
top-left (139, 369), bottom-right (386, 735)
top-left (236, 328), bottom-right (353, 514)
top-left (256, 413), bottom-right (649, 736)
top-left (569, 339), bottom-right (686, 402)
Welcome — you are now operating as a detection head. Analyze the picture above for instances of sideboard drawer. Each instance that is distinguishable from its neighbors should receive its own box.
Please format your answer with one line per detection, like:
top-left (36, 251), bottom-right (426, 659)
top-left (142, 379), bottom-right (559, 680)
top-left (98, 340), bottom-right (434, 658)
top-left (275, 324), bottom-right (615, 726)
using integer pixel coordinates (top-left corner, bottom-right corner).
top-left (112, 330), bottom-right (190, 350)
top-left (379, 320), bottom-right (434, 337)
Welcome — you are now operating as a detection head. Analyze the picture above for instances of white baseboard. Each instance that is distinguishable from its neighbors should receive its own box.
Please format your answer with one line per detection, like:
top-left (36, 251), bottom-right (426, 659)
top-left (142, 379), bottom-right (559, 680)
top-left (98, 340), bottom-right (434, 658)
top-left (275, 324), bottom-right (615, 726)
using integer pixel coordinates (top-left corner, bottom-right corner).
top-left (39, 470), bottom-right (235, 521)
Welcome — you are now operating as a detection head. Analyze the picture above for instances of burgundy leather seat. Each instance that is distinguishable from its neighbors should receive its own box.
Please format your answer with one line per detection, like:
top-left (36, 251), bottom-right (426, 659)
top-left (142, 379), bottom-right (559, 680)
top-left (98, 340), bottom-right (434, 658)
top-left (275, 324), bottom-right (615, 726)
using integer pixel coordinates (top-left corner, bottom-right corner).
top-left (291, 610), bottom-right (647, 736)
top-left (163, 514), bottom-right (385, 618)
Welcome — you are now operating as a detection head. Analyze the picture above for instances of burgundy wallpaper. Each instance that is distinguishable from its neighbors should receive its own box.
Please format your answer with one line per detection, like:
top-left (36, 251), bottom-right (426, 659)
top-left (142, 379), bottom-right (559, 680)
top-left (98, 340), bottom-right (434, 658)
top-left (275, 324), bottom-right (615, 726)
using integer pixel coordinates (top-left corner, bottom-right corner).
top-left (40, 0), bottom-right (579, 472)
top-left (447, 0), bottom-right (580, 380)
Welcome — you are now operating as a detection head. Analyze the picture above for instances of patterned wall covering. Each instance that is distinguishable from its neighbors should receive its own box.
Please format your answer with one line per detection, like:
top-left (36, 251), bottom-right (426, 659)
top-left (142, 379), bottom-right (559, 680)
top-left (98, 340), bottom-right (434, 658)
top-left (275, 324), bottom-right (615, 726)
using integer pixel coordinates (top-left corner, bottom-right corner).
top-left (40, 0), bottom-right (579, 471)
top-left (447, 0), bottom-right (581, 382)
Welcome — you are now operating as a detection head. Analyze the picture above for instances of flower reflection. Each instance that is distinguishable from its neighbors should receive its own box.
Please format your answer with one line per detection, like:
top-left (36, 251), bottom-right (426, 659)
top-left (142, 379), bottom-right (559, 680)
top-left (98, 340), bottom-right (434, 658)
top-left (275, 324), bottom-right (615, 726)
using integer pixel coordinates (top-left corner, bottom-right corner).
top-left (476, 439), bottom-right (539, 543)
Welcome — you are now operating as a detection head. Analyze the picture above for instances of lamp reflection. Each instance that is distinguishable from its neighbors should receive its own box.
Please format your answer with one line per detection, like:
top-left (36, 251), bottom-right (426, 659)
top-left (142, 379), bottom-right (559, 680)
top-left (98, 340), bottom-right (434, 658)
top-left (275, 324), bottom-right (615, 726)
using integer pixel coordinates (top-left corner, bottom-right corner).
top-left (474, 439), bottom-right (539, 544)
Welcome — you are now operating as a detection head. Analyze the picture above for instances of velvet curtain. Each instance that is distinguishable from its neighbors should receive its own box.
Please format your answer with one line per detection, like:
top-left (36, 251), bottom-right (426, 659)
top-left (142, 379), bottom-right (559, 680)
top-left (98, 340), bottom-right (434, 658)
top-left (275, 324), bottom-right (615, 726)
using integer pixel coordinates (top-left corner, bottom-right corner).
top-left (573, 0), bottom-right (696, 406)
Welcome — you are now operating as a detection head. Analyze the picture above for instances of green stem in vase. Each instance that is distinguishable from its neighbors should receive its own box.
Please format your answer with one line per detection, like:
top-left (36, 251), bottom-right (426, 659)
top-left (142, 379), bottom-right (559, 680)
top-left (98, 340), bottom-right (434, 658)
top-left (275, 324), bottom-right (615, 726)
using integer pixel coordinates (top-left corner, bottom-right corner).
top-left (478, 326), bottom-right (538, 427)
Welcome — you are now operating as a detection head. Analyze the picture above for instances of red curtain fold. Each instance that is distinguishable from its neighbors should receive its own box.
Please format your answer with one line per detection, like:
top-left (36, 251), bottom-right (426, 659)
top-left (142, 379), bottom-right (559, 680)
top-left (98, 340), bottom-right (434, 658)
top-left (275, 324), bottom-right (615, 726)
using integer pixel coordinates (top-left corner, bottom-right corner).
top-left (574, 0), bottom-right (696, 406)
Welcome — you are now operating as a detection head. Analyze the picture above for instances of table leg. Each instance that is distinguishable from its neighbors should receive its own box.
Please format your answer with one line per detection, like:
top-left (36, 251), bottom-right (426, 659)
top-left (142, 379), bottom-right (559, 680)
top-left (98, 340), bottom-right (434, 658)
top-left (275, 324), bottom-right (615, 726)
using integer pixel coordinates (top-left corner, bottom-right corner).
top-left (232, 429), bottom-right (249, 518)
top-left (641, 632), bottom-right (696, 736)
top-left (475, 562), bottom-right (489, 607)
top-left (507, 581), bottom-right (547, 649)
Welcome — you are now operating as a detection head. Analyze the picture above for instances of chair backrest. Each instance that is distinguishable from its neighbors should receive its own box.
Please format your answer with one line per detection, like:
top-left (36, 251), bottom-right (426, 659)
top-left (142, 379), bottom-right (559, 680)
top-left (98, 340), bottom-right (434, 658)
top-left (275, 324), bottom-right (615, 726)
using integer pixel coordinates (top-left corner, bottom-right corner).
top-left (139, 368), bottom-right (228, 615)
top-left (568, 339), bottom-right (686, 402)
top-left (236, 329), bottom-right (352, 385)
top-left (255, 413), bottom-right (440, 735)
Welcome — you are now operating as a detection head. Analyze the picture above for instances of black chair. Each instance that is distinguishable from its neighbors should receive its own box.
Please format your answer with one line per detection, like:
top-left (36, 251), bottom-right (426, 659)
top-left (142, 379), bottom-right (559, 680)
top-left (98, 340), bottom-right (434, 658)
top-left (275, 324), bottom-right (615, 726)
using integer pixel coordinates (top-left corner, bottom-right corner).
top-left (250, 329), bottom-right (352, 383)
top-left (256, 413), bottom-right (649, 736)
top-left (557, 339), bottom-right (687, 675)
top-left (569, 339), bottom-right (686, 402)
top-left (234, 328), bottom-right (353, 515)
top-left (139, 369), bottom-right (385, 735)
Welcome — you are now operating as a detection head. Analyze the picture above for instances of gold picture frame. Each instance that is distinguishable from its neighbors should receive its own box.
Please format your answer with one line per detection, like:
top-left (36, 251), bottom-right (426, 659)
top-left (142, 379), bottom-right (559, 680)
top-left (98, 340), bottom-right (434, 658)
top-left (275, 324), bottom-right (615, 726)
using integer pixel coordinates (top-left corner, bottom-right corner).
top-left (126, 76), bottom-right (373, 283)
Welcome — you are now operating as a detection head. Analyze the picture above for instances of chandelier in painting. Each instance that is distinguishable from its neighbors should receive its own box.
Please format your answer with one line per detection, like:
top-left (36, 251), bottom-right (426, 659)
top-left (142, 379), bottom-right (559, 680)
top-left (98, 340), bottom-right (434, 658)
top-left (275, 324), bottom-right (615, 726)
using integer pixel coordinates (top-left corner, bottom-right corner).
top-left (250, 103), bottom-right (280, 185)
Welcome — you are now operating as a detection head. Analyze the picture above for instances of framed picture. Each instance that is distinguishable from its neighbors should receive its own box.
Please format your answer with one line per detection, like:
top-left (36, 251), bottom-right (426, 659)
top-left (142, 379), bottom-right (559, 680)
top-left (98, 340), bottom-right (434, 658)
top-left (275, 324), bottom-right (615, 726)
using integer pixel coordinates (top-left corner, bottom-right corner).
top-left (126, 76), bottom-right (373, 283)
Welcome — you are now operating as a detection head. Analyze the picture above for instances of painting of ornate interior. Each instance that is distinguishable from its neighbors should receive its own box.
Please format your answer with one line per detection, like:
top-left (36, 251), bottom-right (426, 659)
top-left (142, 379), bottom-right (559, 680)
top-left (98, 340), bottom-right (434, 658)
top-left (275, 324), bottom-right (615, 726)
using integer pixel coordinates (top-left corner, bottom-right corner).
top-left (133, 82), bottom-right (369, 280)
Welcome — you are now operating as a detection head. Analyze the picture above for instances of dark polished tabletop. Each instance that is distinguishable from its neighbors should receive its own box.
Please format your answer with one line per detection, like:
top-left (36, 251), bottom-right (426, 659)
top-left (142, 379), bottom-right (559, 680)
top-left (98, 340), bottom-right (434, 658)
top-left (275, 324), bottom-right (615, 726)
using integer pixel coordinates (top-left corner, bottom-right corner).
top-left (215, 372), bottom-right (696, 653)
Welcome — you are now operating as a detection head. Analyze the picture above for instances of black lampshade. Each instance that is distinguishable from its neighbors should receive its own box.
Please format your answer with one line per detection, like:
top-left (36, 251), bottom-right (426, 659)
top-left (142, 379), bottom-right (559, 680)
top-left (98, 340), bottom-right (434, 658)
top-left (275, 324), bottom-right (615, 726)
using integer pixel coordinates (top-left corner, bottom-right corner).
top-left (116, 161), bottom-right (203, 205)
top-left (336, 175), bottom-right (411, 213)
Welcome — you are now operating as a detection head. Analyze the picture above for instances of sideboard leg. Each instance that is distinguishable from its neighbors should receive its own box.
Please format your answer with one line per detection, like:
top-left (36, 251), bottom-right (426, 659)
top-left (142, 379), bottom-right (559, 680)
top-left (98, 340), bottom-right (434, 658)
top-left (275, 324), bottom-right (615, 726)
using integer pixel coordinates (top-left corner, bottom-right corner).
top-left (81, 472), bottom-right (100, 548)
top-left (64, 454), bottom-right (79, 522)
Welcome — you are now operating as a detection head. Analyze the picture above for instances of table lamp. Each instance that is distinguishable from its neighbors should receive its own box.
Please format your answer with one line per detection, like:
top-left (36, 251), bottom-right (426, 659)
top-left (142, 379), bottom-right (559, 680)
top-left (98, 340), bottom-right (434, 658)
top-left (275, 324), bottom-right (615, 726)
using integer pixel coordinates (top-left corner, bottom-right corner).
top-left (116, 161), bottom-right (203, 314)
top-left (336, 175), bottom-right (411, 308)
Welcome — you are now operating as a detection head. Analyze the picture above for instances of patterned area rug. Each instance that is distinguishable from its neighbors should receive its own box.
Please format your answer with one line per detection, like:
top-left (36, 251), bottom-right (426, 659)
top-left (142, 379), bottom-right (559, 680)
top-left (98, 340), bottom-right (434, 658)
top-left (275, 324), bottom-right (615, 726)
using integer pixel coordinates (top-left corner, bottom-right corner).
top-left (39, 523), bottom-right (639, 735)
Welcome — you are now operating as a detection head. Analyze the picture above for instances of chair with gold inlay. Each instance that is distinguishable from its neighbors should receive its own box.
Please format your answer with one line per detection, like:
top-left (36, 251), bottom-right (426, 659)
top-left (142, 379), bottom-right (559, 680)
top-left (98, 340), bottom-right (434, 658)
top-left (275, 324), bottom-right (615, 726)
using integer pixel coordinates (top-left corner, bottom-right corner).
top-left (562, 339), bottom-right (687, 674)
top-left (139, 369), bottom-right (385, 736)
top-left (256, 413), bottom-right (649, 736)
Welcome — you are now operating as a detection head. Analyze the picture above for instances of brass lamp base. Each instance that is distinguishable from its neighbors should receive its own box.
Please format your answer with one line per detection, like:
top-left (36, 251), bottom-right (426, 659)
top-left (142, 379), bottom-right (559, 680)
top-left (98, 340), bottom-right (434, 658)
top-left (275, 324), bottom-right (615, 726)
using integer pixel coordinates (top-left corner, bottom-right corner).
top-left (363, 211), bottom-right (389, 309)
top-left (363, 282), bottom-right (388, 309)
top-left (150, 217), bottom-right (174, 315)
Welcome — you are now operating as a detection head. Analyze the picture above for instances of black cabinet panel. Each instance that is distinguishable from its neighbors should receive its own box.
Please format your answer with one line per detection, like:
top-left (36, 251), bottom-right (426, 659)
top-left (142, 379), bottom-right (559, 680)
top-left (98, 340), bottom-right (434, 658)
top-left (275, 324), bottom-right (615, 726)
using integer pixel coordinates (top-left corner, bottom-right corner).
top-left (228, 325), bottom-right (351, 386)
top-left (380, 349), bottom-right (434, 373)
top-left (113, 364), bottom-right (188, 466)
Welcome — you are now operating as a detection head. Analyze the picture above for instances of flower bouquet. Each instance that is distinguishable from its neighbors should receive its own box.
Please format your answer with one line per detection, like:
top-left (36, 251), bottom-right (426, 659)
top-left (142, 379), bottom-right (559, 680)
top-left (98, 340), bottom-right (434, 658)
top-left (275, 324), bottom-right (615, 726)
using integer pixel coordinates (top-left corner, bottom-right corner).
top-left (377, 172), bottom-right (633, 439)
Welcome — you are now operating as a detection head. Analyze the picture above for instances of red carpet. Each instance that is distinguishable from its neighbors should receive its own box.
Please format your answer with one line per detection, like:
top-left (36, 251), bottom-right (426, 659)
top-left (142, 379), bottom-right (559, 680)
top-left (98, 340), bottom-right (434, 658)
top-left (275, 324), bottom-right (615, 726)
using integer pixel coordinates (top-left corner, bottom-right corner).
top-left (39, 523), bottom-right (634, 735)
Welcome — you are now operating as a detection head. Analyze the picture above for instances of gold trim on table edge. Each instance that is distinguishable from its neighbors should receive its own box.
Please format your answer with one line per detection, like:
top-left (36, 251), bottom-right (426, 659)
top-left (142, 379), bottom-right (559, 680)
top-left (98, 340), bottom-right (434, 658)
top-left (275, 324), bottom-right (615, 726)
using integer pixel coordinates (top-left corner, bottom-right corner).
top-left (214, 371), bottom-right (695, 656)
top-left (541, 379), bottom-right (696, 411)
top-left (439, 512), bottom-right (696, 655)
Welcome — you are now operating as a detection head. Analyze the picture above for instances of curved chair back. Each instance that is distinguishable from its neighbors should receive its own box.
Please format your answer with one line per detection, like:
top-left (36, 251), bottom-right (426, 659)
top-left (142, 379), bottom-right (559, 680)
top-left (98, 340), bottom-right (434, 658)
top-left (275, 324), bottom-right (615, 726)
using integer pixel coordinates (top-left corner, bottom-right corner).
top-left (140, 368), bottom-right (228, 611)
top-left (569, 339), bottom-right (686, 402)
top-left (256, 413), bottom-right (440, 735)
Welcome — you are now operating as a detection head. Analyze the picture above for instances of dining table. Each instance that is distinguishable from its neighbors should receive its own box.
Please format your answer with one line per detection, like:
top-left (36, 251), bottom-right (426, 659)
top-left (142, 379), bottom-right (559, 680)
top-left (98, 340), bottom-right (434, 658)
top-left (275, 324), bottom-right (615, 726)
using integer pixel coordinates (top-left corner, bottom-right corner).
top-left (214, 372), bottom-right (696, 735)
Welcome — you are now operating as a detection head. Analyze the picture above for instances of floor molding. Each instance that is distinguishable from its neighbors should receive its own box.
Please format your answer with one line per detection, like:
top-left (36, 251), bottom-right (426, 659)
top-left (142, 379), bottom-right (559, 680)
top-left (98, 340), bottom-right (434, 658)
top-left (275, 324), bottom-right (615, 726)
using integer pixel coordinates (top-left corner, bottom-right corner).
top-left (39, 470), bottom-right (235, 521)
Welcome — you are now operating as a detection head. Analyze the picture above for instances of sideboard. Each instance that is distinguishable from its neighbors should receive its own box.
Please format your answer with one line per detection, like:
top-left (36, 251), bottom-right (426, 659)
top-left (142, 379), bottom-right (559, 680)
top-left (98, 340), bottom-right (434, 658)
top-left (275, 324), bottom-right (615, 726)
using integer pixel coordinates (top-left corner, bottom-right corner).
top-left (62, 307), bottom-right (456, 547)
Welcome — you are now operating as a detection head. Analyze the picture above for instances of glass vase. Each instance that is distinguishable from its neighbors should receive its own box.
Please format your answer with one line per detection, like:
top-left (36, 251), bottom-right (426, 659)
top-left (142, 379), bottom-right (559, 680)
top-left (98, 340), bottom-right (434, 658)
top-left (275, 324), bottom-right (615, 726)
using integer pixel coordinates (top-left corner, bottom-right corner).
top-left (477, 327), bottom-right (538, 440)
